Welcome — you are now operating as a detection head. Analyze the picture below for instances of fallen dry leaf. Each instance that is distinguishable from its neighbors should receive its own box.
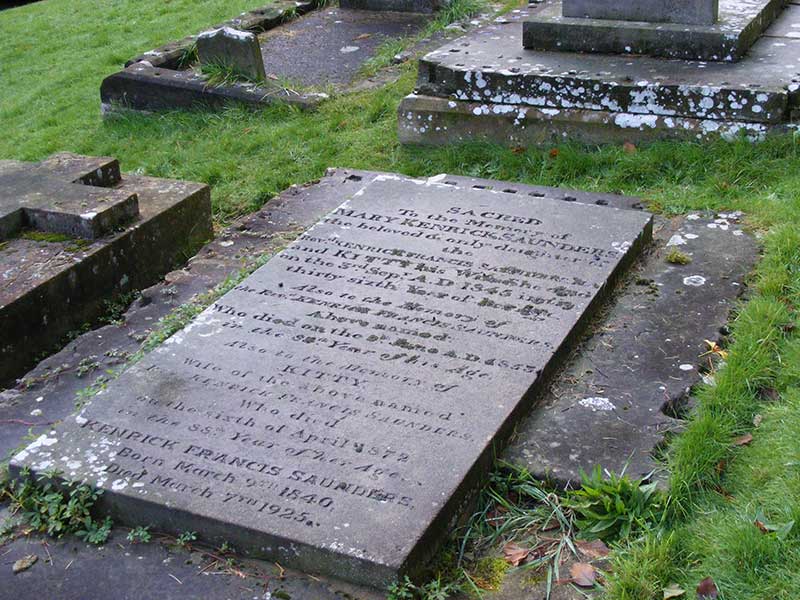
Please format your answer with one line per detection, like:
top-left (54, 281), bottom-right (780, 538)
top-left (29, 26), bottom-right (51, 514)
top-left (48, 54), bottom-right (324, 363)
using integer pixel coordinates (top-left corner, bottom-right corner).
top-left (502, 542), bottom-right (530, 567)
top-left (696, 577), bottom-right (719, 599)
top-left (733, 433), bottom-right (753, 446)
top-left (663, 583), bottom-right (686, 599)
top-left (12, 554), bottom-right (37, 574)
top-left (702, 339), bottom-right (729, 359)
top-left (623, 141), bottom-right (637, 154)
top-left (576, 539), bottom-right (610, 559)
top-left (759, 387), bottom-right (780, 402)
top-left (354, 33), bottom-right (372, 40)
top-left (755, 519), bottom-right (769, 534)
top-left (511, 145), bottom-right (526, 154)
top-left (570, 562), bottom-right (597, 587)
top-left (549, 148), bottom-right (559, 158)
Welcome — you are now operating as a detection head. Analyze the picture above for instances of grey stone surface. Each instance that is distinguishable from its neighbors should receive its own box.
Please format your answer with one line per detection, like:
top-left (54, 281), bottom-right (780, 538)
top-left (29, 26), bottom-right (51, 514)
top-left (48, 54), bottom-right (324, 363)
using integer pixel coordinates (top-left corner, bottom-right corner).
top-left (9, 174), bottom-right (651, 587)
top-left (763, 1), bottom-right (800, 35)
top-left (524, 0), bottom-right (788, 62)
top-left (340, 0), bottom-right (441, 13)
top-left (197, 27), bottom-right (267, 82)
top-left (505, 210), bottom-right (758, 484)
top-left (0, 153), bottom-right (212, 388)
top-left (256, 7), bottom-right (429, 87)
top-left (399, 4), bottom-right (800, 146)
top-left (563, 0), bottom-right (719, 26)
top-left (0, 155), bottom-right (138, 241)
top-left (0, 527), bottom-right (383, 600)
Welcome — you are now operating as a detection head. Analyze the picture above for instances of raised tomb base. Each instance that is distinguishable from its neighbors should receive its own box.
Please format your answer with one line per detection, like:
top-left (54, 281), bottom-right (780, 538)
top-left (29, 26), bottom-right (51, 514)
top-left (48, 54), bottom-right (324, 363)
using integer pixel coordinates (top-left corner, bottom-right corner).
top-left (399, 2), bottom-right (800, 146)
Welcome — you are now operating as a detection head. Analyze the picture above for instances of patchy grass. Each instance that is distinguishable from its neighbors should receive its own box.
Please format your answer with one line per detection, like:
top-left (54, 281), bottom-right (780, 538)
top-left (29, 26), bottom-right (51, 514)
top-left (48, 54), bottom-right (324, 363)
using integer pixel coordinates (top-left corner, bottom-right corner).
top-left (3, 1), bottom-right (800, 599)
top-left (199, 61), bottom-right (267, 87)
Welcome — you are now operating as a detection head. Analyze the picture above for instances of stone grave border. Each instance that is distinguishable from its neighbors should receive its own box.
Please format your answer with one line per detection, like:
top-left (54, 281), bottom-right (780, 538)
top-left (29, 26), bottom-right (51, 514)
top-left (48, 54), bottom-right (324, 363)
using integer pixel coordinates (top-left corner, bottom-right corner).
top-left (101, 0), bottom-right (329, 114)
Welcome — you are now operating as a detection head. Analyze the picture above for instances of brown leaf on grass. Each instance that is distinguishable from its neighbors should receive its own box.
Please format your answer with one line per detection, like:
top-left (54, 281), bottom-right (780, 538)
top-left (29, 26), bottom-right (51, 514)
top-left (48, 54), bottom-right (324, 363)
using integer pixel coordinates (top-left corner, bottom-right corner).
top-left (755, 519), bottom-right (769, 534)
top-left (549, 148), bottom-right (559, 158)
top-left (696, 577), bottom-right (719, 599)
top-left (502, 542), bottom-right (530, 567)
top-left (570, 562), bottom-right (597, 587)
top-left (12, 554), bottom-right (37, 574)
top-left (511, 145), bottom-right (526, 154)
top-left (663, 583), bottom-right (686, 598)
top-left (623, 141), bottom-right (637, 154)
top-left (733, 433), bottom-right (753, 446)
top-left (575, 539), bottom-right (610, 559)
top-left (759, 387), bottom-right (780, 402)
top-left (713, 484), bottom-right (735, 501)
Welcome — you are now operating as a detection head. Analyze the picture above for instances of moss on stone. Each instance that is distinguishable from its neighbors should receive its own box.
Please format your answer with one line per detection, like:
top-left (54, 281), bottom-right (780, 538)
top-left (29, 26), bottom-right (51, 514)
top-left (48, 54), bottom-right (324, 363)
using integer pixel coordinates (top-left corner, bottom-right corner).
top-left (470, 556), bottom-right (509, 591)
top-left (21, 230), bottom-right (74, 243)
top-left (666, 248), bottom-right (692, 265)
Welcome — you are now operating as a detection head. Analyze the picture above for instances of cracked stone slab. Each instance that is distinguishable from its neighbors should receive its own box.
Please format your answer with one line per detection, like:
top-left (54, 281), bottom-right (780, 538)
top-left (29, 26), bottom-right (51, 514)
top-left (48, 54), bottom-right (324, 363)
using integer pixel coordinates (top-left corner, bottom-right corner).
top-left (504, 211), bottom-right (758, 484)
top-left (8, 173), bottom-right (651, 587)
top-left (400, 4), bottom-right (800, 145)
top-left (524, 0), bottom-right (787, 62)
top-left (0, 153), bottom-right (212, 388)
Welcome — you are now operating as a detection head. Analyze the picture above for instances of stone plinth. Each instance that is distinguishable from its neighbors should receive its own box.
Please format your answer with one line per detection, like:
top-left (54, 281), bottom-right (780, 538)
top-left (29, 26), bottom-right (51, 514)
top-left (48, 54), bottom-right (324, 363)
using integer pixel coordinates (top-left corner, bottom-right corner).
top-left (563, 0), bottom-right (719, 25)
top-left (0, 153), bottom-right (212, 387)
top-left (524, 0), bottom-right (787, 62)
top-left (399, 5), bottom-right (800, 146)
top-left (10, 174), bottom-right (652, 587)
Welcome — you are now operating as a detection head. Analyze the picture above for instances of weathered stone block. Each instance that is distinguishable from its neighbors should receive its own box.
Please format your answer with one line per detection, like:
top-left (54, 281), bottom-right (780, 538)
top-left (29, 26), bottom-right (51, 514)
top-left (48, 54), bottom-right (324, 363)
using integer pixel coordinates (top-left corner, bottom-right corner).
top-left (524, 0), bottom-right (788, 62)
top-left (196, 27), bottom-right (266, 81)
top-left (0, 156), bottom-right (138, 241)
top-left (399, 5), bottom-right (798, 146)
top-left (563, 0), bottom-right (719, 25)
top-left (0, 153), bottom-right (212, 387)
top-left (10, 174), bottom-right (652, 587)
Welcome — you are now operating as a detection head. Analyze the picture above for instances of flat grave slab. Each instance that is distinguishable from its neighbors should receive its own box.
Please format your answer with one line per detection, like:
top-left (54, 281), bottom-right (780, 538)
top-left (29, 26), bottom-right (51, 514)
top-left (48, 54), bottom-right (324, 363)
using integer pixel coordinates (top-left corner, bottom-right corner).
top-left (400, 4), bottom-right (800, 146)
top-left (0, 153), bottom-right (211, 388)
top-left (524, 0), bottom-right (787, 62)
top-left (10, 173), bottom-right (652, 587)
top-left (101, 3), bottom-right (430, 113)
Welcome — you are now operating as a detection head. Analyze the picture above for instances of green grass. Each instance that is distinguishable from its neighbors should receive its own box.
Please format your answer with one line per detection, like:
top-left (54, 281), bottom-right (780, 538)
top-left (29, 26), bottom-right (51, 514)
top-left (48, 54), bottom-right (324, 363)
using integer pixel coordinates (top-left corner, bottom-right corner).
top-left (3, 1), bottom-right (800, 599)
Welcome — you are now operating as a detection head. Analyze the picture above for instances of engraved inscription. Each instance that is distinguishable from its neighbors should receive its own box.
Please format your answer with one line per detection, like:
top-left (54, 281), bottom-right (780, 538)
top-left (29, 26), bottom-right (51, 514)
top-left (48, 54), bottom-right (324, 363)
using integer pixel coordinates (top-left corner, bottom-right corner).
top-left (12, 175), bottom-right (651, 584)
